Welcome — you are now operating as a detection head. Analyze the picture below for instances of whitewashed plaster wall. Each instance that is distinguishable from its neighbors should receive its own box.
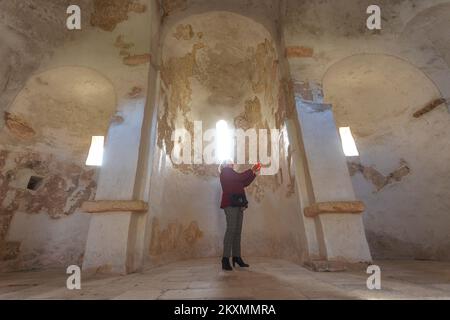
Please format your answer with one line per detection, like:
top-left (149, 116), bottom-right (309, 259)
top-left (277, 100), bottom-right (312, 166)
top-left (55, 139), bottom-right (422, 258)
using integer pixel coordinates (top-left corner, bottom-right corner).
top-left (146, 10), bottom-right (305, 266)
top-left (1, 0), bottom-right (155, 271)
top-left (284, 0), bottom-right (450, 260)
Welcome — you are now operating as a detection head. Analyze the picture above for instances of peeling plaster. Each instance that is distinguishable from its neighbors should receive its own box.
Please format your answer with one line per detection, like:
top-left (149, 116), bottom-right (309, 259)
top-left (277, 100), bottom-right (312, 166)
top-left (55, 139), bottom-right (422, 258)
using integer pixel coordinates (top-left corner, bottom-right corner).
top-left (0, 150), bottom-right (97, 265)
top-left (162, 0), bottom-right (188, 17)
top-left (0, 0), bottom-right (93, 118)
top-left (115, 35), bottom-right (135, 50)
top-left (90, 0), bottom-right (147, 32)
top-left (413, 98), bottom-right (447, 118)
top-left (123, 53), bottom-right (152, 66)
top-left (173, 24), bottom-right (195, 40)
top-left (234, 96), bottom-right (264, 131)
top-left (0, 150), bottom-right (97, 220)
top-left (149, 217), bottom-right (203, 256)
top-left (4, 112), bottom-right (36, 140)
top-left (286, 46), bottom-right (314, 58)
top-left (128, 86), bottom-right (144, 99)
top-left (348, 159), bottom-right (411, 192)
top-left (148, 10), bottom-right (303, 266)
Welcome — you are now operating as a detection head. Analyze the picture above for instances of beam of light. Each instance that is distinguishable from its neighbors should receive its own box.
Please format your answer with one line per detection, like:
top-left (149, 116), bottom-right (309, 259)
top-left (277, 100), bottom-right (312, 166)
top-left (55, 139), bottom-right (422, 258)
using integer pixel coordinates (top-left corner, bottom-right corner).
top-left (216, 120), bottom-right (233, 162)
top-left (85, 136), bottom-right (104, 166)
top-left (339, 127), bottom-right (359, 157)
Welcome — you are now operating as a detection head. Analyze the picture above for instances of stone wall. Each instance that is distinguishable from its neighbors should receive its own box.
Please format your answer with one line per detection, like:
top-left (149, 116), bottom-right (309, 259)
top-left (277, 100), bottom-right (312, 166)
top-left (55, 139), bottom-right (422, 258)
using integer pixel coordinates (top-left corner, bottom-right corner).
top-left (284, 0), bottom-right (450, 260)
top-left (0, 0), bottom-right (152, 272)
top-left (146, 10), bottom-right (304, 266)
top-left (0, 149), bottom-right (97, 270)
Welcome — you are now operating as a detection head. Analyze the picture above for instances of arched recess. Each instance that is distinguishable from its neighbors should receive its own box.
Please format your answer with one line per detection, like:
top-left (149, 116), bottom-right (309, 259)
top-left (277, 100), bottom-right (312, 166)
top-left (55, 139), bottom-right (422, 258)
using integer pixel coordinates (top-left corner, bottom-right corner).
top-left (0, 66), bottom-right (117, 271)
top-left (145, 10), bottom-right (305, 266)
top-left (2, 66), bottom-right (117, 162)
top-left (160, 1), bottom-right (280, 43)
top-left (323, 53), bottom-right (450, 261)
top-left (401, 1), bottom-right (450, 63)
top-left (322, 54), bottom-right (442, 137)
top-left (400, 2), bottom-right (450, 110)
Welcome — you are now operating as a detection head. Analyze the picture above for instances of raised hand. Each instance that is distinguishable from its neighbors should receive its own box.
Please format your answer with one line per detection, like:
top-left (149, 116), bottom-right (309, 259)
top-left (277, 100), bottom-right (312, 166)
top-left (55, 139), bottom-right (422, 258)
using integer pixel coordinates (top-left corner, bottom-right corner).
top-left (252, 162), bottom-right (262, 173)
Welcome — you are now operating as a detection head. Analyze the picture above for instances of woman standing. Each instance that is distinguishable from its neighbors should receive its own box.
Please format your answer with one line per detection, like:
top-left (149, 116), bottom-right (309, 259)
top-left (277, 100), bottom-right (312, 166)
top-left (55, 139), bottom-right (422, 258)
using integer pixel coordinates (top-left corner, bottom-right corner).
top-left (219, 160), bottom-right (261, 271)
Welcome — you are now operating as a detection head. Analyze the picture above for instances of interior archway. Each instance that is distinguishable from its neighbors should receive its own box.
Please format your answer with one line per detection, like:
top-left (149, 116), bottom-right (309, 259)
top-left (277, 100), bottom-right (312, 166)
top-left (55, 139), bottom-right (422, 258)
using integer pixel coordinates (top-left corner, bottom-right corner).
top-left (2, 66), bottom-right (116, 162)
top-left (323, 54), bottom-right (450, 260)
top-left (401, 3), bottom-right (450, 68)
top-left (0, 66), bottom-right (116, 270)
top-left (147, 11), bottom-right (302, 266)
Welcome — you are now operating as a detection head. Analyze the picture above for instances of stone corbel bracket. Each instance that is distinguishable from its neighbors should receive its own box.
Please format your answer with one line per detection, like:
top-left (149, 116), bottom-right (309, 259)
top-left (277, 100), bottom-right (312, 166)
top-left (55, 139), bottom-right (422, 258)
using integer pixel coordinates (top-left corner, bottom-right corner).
top-left (82, 200), bottom-right (148, 213)
top-left (304, 201), bottom-right (365, 218)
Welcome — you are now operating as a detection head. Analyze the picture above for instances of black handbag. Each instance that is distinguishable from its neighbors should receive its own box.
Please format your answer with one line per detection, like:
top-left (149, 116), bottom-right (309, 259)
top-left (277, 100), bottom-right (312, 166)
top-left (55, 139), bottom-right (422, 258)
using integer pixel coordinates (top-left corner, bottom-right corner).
top-left (230, 193), bottom-right (248, 207)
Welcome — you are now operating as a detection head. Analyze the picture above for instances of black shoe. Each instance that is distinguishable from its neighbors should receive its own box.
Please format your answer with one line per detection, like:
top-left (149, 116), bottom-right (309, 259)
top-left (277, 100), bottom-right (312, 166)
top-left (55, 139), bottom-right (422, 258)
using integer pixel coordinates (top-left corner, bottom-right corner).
top-left (232, 257), bottom-right (249, 268)
top-left (222, 257), bottom-right (233, 271)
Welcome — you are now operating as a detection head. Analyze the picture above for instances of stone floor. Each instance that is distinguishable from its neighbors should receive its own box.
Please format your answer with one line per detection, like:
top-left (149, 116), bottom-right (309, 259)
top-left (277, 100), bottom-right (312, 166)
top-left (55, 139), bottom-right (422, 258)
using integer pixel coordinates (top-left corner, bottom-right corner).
top-left (0, 258), bottom-right (449, 300)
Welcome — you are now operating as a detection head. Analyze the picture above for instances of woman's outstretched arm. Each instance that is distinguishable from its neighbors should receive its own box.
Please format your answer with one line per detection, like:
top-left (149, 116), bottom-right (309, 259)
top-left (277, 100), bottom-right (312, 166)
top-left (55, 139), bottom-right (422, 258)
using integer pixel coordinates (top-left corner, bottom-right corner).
top-left (222, 168), bottom-right (255, 185)
top-left (242, 170), bottom-right (256, 187)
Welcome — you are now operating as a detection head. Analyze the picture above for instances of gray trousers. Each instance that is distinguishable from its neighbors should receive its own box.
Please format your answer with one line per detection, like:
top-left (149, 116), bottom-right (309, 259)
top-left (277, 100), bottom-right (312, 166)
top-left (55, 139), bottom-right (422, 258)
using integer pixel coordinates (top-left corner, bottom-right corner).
top-left (223, 206), bottom-right (244, 258)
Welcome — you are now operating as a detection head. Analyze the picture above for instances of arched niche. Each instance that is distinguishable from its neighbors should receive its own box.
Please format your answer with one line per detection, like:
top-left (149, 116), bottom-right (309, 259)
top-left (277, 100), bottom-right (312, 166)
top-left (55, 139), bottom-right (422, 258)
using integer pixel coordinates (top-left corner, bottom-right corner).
top-left (401, 2), bottom-right (450, 68)
top-left (323, 54), bottom-right (441, 138)
top-left (160, 0), bottom-right (280, 42)
top-left (147, 11), bottom-right (303, 266)
top-left (2, 66), bottom-right (117, 162)
top-left (0, 67), bottom-right (117, 270)
top-left (323, 53), bottom-right (450, 261)
top-left (399, 2), bottom-right (450, 110)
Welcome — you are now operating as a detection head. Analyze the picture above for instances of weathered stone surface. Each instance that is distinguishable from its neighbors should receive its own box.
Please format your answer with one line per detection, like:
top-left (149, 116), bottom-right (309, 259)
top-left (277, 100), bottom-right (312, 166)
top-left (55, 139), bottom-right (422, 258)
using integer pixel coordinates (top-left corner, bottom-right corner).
top-left (1, 258), bottom-right (450, 299)
top-left (123, 54), bottom-right (152, 66)
top-left (127, 86), bottom-right (143, 98)
top-left (114, 35), bottom-right (134, 50)
top-left (348, 160), bottom-right (411, 192)
top-left (304, 260), bottom-right (369, 272)
top-left (0, 150), bottom-right (96, 269)
top-left (0, 150), bottom-right (97, 220)
top-left (0, 0), bottom-right (93, 119)
top-left (128, 2), bottom-right (147, 13)
top-left (4, 67), bottom-right (117, 161)
top-left (110, 114), bottom-right (125, 124)
top-left (4, 112), bottom-right (36, 140)
top-left (149, 217), bottom-right (204, 257)
top-left (158, 43), bottom-right (205, 155)
top-left (286, 46), bottom-right (314, 58)
top-left (150, 11), bottom-right (304, 267)
top-left (413, 98), bottom-right (447, 118)
top-left (234, 96), bottom-right (264, 130)
top-left (162, 0), bottom-right (187, 17)
top-left (120, 50), bottom-right (130, 56)
top-left (173, 24), bottom-right (194, 40)
top-left (82, 200), bottom-right (149, 213)
top-left (91, 0), bottom-right (130, 31)
top-left (293, 81), bottom-right (314, 101)
top-left (0, 242), bottom-right (21, 261)
top-left (90, 0), bottom-right (147, 31)
top-left (304, 201), bottom-right (365, 217)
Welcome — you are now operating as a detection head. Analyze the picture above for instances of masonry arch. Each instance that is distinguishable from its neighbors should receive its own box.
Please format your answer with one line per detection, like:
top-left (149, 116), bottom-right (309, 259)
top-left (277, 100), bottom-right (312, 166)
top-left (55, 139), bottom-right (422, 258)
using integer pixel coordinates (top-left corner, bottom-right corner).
top-left (323, 53), bottom-right (450, 260)
top-left (2, 66), bottom-right (117, 162)
top-left (145, 10), bottom-right (305, 266)
top-left (322, 53), bottom-right (443, 137)
top-left (400, 2), bottom-right (450, 107)
top-left (0, 66), bottom-right (117, 270)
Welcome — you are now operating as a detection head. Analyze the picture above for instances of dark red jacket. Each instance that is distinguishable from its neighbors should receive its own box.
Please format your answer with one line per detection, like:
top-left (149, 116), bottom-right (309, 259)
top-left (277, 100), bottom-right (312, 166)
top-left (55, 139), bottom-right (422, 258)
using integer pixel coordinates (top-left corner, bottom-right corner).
top-left (220, 168), bottom-right (256, 209)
